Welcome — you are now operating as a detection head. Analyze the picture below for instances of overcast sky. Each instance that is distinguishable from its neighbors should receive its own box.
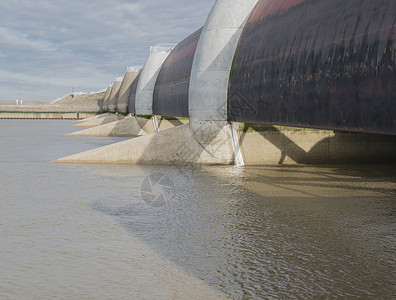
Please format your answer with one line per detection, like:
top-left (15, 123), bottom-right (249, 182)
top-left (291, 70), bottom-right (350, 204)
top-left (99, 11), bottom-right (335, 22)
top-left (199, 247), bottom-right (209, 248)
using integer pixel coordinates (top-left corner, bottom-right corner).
top-left (0, 0), bottom-right (215, 100)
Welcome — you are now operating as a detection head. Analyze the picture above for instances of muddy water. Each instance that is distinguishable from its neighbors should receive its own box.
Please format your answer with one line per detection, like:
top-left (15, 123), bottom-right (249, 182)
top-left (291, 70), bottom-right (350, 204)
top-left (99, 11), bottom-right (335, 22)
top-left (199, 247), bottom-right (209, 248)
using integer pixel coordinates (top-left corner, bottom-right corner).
top-left (0, 120), bottom-right (395, 299)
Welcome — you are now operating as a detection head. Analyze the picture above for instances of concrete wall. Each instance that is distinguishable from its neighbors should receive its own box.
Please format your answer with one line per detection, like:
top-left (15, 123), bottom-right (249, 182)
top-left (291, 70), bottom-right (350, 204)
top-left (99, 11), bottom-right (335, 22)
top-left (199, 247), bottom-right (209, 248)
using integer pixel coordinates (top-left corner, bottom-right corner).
top-left (102, 84), bottom-right (113, 112)
top-left (107, 78), bottom-right (123, 113)
top-left (116, 68), bottom-right (140, 114)
top-left (135, 46), bottom-right (173, 115)
top-left (189, 0), bottom-right (260, 121)
top-left (238, 126), bottom-right (396, 164)
top-left (0, 112), bottom-right (96, 120)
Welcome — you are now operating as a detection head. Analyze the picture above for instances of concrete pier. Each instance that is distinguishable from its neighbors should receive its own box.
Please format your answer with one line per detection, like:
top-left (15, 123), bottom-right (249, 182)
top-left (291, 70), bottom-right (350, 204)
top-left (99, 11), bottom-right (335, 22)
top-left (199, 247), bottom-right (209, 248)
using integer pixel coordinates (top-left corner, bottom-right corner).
top-left (186, 0), bottom-right (260, 164)
top-left (70, 116), bottom-right (148, 137)
top-left (133, 116), bottom-right (188, 134)
top-left (56, 124), bottom-right (396, 165)
top-left (101, 84), bottom-right (113, 112)
top-left (73, 114), bottom-right (124, 127)
top-left (71, 115), bottom-right (189, 137)
top-left (189, 0), bottom-right (259, 121)
top-left (116, 67), bottom-right (140, 114)
top-left (107, 78), bottom-right (123, 113)
top-left (54, 123), bottom-right (234, 165)
top-left (77, 113), bottom-right (109, 123)
top-left (135, 45), bottom-right (173, 115)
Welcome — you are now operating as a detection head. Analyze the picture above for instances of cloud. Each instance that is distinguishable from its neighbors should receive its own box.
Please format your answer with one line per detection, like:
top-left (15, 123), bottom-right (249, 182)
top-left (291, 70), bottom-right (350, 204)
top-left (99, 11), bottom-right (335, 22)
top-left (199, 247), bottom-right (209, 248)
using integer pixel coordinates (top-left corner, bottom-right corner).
top-left (0, 0), bottom-right (215, 100)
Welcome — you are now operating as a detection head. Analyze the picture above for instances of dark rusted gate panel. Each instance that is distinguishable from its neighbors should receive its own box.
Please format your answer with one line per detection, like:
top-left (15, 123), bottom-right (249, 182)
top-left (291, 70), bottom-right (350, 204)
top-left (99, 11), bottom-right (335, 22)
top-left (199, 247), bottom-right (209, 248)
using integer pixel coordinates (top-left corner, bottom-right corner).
top-left (153, 28), bottom-right (203, 118)
top-left (228, 0), bottom-right (396, 135)
top-left (128, 73), bottom-right (140, 115)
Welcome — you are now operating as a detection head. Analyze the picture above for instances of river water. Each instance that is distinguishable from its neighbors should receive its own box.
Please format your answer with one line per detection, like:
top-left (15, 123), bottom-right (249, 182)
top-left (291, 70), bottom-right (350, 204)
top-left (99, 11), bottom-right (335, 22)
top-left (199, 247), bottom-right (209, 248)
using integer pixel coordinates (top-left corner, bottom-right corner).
top-left (0, 120), bottom-right (395, 299)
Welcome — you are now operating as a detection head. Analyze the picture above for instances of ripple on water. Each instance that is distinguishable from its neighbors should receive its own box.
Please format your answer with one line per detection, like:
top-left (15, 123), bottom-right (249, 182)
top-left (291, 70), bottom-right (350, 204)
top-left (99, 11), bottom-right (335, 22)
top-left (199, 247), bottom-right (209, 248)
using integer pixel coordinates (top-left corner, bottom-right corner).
top-left (0, 120), bottom-right (395, 299)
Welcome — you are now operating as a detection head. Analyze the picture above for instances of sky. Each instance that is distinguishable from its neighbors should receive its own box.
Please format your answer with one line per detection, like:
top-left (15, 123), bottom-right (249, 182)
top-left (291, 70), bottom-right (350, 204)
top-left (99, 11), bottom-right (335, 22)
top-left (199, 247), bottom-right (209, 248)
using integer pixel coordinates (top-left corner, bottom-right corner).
top-left (0, 0), bottom-right (216, 100)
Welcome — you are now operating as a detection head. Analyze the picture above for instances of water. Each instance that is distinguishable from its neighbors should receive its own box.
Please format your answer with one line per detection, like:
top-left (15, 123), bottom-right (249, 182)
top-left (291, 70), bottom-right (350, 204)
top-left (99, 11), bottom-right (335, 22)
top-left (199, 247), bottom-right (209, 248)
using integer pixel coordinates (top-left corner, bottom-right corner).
top-left (0, 120), bottom-right (395, 299)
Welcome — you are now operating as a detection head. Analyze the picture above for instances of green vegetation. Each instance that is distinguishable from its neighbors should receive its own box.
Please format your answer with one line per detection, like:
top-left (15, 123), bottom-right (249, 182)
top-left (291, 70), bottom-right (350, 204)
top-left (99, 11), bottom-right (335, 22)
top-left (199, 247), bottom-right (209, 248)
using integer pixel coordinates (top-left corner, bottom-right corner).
top-left (134, 114), bottom-right (188, 121)
top-left (134, 114), bottom-right (152, 119)
top-left (239, 123), bottom-right (331, 133)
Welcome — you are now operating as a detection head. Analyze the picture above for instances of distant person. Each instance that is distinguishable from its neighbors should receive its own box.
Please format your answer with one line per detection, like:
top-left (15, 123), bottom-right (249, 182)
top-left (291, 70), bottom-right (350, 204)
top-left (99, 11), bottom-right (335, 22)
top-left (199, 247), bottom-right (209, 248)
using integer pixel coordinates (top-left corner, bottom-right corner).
top-left (20, 100), bottom-right (23, 105)
top-left (16, 100), bottom-right (18, 105)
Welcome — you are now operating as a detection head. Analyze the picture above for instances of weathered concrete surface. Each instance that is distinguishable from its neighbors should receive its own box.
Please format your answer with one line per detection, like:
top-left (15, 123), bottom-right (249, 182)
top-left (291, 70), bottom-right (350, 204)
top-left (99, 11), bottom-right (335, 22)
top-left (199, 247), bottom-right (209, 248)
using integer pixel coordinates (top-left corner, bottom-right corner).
top-left (135, 116), bottom-right (189, 134)
top-left (72, 114), bottom-right (124, 127)
top-left (61, 120), bottom-right (396, 165)
top-left (54, 123), bottom-right (235, 165)
top-left (158, 118), bottom-right (189, 131)
top-left (107, 78), bottom-right (123, 113)
top-left (189, 0), bottom-right (259, 121)
top-left (237, 127), bottom-right (396, 164)
top-left (135, 116), bottom-right (156, 134)
top-left (102, 84), bottom-right (113, 112)
top-left (75, 113), bottom-right (98, 120)
top-left (117, 69), bottom-right (140, 114)
top-left (69, 116), bottom-right (148, 137)
top-left (77, 113), bottom-right (109, 123)
top-left (71, 114), bottom-right (189, 137)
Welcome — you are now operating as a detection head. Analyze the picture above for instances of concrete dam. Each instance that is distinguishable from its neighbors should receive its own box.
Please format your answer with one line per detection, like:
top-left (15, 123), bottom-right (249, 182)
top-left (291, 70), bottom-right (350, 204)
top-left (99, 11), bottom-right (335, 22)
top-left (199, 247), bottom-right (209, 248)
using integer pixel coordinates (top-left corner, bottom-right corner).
top-left (55, 0), bottom-right (396, 165)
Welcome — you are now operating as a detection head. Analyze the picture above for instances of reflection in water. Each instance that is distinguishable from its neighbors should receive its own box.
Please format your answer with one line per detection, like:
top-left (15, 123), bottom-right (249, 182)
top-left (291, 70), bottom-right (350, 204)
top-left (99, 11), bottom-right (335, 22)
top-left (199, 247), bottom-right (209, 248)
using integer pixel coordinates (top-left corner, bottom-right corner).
top-left (96, 164), bottom-right (396, 299)
top-left (0, 120), bottom-right (395, 299)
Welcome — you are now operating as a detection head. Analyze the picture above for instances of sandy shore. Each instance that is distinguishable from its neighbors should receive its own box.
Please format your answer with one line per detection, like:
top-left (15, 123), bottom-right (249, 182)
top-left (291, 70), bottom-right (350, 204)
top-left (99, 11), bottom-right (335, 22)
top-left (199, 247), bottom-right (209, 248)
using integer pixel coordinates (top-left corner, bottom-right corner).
top-left (0, 92), bottom-right (105, 113)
